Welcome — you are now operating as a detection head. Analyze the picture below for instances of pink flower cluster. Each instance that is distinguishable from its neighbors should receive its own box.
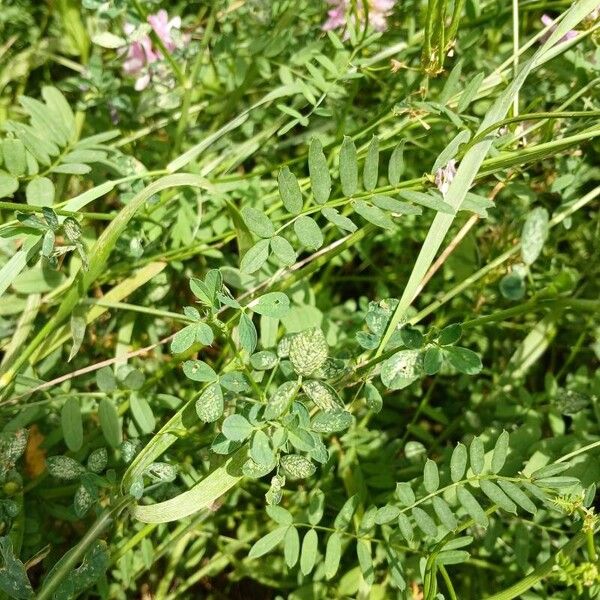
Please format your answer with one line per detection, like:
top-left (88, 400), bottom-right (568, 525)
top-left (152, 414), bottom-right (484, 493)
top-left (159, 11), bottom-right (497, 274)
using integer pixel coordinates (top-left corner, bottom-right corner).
top-left (123, 10), bottom-right (187, 91)
top-left (323, 0), bottom-right (396, 34)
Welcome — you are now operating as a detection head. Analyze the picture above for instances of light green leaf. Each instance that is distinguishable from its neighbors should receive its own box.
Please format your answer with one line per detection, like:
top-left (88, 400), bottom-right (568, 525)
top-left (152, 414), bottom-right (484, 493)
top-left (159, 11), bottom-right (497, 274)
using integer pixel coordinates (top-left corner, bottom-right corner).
top-left (289, 328), bottom-right (328, 376)
top-left (195, 382), bottom-right (224, 423)
top-left (222, 414), bottom-right (253, 441)
top-left (284, 526), bottom-right (300, 568)
top-left (241, 206), bottom-right (275, 238)
top-left (445, 346), bottom-right (482, 375)
top-left (308, 138), bottom-right (331, 204)
top-left (339, 136), bottom-right (358, 196)
top-left (375, 504), bottom-right (401, 525)
top-left (92, 31), bottom-right (126, 48)
top-left (303, 379), bottom-right (343, 412)
top-left (356, 539), bottom-right (373, 584)
top-left (423, 459), bottom-right (439, 493)
top-left (324, 532), bottom-right (342, 579)
top-left (130, 395), bottom-right (155, 434)
top-left (250, 292), bottom-right (290, 318)
top-left (395, 482), bottom-right (415, 506)
top-left (521, 207), bottom-right (549, 265)
top-left (26, 177), bottom-right (54, 207)
top-left (450, 443), bottom-right (468, 482)
top-left (98, 398), bottom-right (122, 448)
top-left (300, 529), bottom-right (318, 575)
top-left (479, 480), bottom-right (517, 514)
top-left (238, 312), bottom-right (258, 354)
top-left (469, 436), bottom-right (485, 475)
top-left (251, 430), bottom-right (273, 467)
top-left (0, 173), bottom-right (19, 198)
top-left (264, 381), bottom-right (298, 420)
top-left (280, 454), bottom-right (316, 480)
top-left (249, 525), bottom-right (288, 559)
top-left (311, 410), bottom-right (352, 433)
top-left (321, 207), bottom-right (357, 232)
top-left (353, 199), bottom-right (394, 230)
top-left (388, 140), bottom-right (405, 186)
top-left (497, 481), bottom-right (537, 514)
top-left (432, 496), bottom-right (458, 530)
top-left (294, 215), bottom-right (323, 250)
top-left (61, 397), bottom-right (83, 452)
top-left (380, 349), bottom-right (421, 390)
top-left (308, 490), bottom-right (325, 525)
top-left (278, 167), bottom-right (303, 214)
top-left (270, 236), bottom-right (296, 266)
top-left (398, 190), bottom-right (455, 214)
top-left (412, 507), bottom-right (437, 537)
top-left (363, 135), bottom-right (379, 191)
top-left (491, 430), bottom-right (509, 474)
top-left (240, 239), bottom-right (270, 274)
top-left (3, 139), bottom-right (26, 176)
top-left (457, 487), bottom-right (488, 527)
top-left (183, 360), bottom-right (218, 382)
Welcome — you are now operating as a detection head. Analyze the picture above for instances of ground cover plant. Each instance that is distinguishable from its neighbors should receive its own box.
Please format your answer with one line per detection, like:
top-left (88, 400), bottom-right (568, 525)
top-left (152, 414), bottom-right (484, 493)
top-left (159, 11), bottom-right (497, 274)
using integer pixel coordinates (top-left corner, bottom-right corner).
top-left (0, 0), bottom-right (599, 598)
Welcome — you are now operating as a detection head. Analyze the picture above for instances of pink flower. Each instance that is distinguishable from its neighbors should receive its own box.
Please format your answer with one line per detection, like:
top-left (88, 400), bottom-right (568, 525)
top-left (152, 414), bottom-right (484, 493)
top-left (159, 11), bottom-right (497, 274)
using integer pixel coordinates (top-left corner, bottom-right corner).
top-left (323, 0), bottom-right (396, 35)
top-left (540, 14), bottom-right (579, 44)
top-left (122, 10), bottom-right (187, 90)
top-left (434, 159), bottom-right (457, 197)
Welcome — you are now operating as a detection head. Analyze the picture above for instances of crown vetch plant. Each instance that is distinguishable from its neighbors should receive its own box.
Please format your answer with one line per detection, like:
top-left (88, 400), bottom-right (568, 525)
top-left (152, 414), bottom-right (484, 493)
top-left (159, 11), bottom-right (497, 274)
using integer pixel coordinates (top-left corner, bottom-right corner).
top-left (0, 1), bottom-right (599, 599)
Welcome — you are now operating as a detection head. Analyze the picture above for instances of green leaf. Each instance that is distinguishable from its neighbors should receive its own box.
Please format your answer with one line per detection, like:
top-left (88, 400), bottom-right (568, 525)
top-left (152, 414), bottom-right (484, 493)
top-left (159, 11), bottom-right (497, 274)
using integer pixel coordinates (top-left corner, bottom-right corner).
top-left (96, 367), bottom-right (116, 393)
top-left (250, 292), bottom-right (290, 318)
top-left (0, 173), bottom-right (19, 198)
top-left (0, 536), bottom-right (34, 599)
top-left (289, 328), bottom-right (328, 376)
top-left (46, 455), bottom-right (85, 480)
top-left (498, 480), bottom-right (537, 514)
top-left (445, 346), bottom-right (482, 375)
top-left (397, 513), bottom-right (414, 541)
top-left (308, 138), bottom-right (331, 204)
top-left (432, 496), bottom-right (458, 530)
top-left (521, 207), bottom-right (549, 265)
top-left (300, 528), bottom-right (318, 575)
top-left (457, 487), bottom-right (488, 527)
top-left (42, 86), bottom-right (76, 141)
top-left (248, 526), bottom-right (288, 559)
top-left (398, 190), bottom-right (455, 214)
top-left (87, 448), bottom-right (107, 473)
top-left (51, 163), bottom-right (91, 175)
top-left (324, 532), bottom-right (342, 579)
top-left (303, 379), bottom-right (343, 412)
top-left (450, 443), bottom-right (467, 482)
top-left (423, 346), bottom-right (442, 375)
top-left (491, 430), bottom-right (509, 474)
top-left (130, 395), bottom-right (155, 434)
top-left (479, 480), bottom-right (517, 514)
top-left (98, 398), bottom-right (122, 448)
top-left (423, 459), bottom-right (439, 493)
top-left (250, 351), bottom-right (278, 370)
top-left (395, 482), bottom-right (415, 506)
top-left (294, 215), bottom-right (323, 250)
top-left (264, 381), bottom-right (298, 420)
top-left (380, 349), bottom-right (421, 390)
top-left (308, 490), bottom-right (325, 525)
top-left (321, 207), bottom-right (357, 232)
top-left (400, 326), bottom-right (423, 349)
top-left (74, 482), bottom-right (96, 518)
top-left (25, 177), bottom-right (54, 207)
top-left (183, 360), bottom-right (218, 382)
top-left (363, 135), bottom-right (379, 191)
top-left (61, 397), bottom-right (83, 452)
top-left (364, 382), bottom-right (382, 413)
top-left (388, 140), bottom-right (406, 186)
top-left (356, 539), bottom-right (373, 584)
top-left (339, 136), bottom-right (358, 196)
top-left (469, 436), bottom-right (485, 475)
top-left (457, 72), bottom-right (484, 112)
top-left (278, 167), bottom-right (303, 214)
top-left (270, 236), bottom-right (296, 266)
top-left (412, 507), bottom-right (437, 537)
top-left (372, 195), bottom-right (420, 215)
top-left (500, 271), bottom-right (526, 300)
top-left (439, 323), bottom-right (462, 345)
top-left (353, 199), bottom-right (394, 230)
top-left (68, 308), bottom-right (86, 362)
top-left (170, 325), bottom-right (196, 354)
top-left (249, 427), bottom-right (273, 468)
top-left (238, 312), bottom-right (258, 354)
top-left (195, 382), bottom-right (224, 423)
top-left (311, 410), bottom-right (352, 433)
top-left (280, 454), bottom-right (316, 480)
top-left (240, 239), bottom-right (271, 274)
top-left (284, 526), bottom-right (300, 568)
top-left (334, 494), bottom-right (359, 529)
top-left (222, 415), bottom-right (253, 442)
top-left (241, 206), bottom-right (275, 238)
top-left (266, 505), bottom-right (293, 526)
top-left (3, 139), bottom-right (26, 176)
top-left (375, 505), bottom-right (401, 525)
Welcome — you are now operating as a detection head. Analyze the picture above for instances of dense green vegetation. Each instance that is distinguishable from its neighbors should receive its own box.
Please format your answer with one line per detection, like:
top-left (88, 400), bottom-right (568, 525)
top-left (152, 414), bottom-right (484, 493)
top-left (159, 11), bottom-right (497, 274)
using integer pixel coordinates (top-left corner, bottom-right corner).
top-left (0, 0), bottom-right (599, 598)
